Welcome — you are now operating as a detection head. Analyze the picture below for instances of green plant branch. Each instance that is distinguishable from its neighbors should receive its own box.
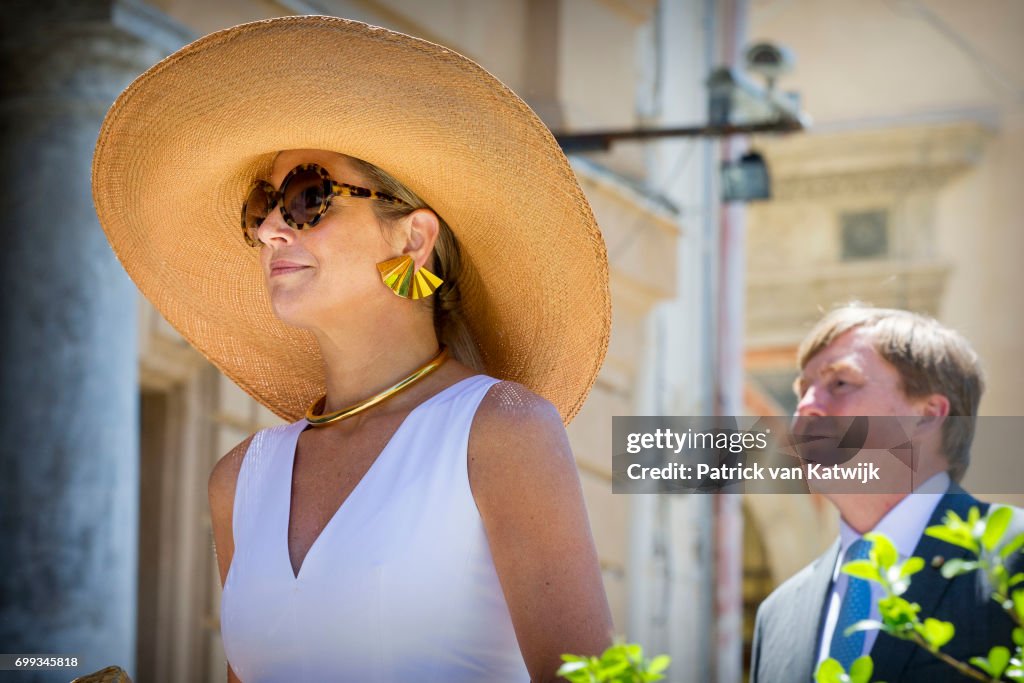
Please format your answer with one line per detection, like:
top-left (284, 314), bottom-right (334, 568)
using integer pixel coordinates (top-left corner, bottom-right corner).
top-left (819, 510), bottom-right (1024, 683)
top-left (907, 630), bottom-right (999, 682)
top-left (993, 592), bottom-right (1023, 628)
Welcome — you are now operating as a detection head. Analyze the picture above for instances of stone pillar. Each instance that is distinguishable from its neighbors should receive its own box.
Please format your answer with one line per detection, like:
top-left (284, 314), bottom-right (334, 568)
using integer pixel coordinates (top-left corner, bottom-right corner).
top-left (0, 2), bottom-right (187, 680)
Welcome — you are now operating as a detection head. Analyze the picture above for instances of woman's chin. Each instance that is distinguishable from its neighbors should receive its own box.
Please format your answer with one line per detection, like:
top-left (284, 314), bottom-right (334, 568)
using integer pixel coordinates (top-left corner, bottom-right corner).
top-left (268, 297), bottom-right (318, 330)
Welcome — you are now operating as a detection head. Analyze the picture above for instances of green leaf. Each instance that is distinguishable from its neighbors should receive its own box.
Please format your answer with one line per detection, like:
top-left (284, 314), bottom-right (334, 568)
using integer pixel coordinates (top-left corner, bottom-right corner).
top-left (969, 656), bottom-right (992, 677)
top-left (814, 658), bottom-right (846, 683)
top-left (845, 619), bottom-right (885, 637)
top-left (648, 655), bottom-right (670, 674)
top-left (898, 556), bottom-right (925, 579)
top-left (1013, 627), bottom-right (1024, 646)
top-left (620, 643), bottom-right (642, 660)
top-left (984, 507), bottom-right (1013, 552)
top-left (556, 660), bottom-right (590, 682)
top-left (1011, 573), bottom-right (1024, 588)
top-left (879, 596), bottom-right (922, 630)
top-left (886, 570), bottom-right (911, 597)
top-left (988, 646), bottom-right (1011, 678)
top-left (1002, 532), bottom-right (1024, 559)
top-left (849, 656), bottom-right (874, 683)
top-left (600, 660), bottom-right (629, 678)
top-left (597, 645), bottom-right (629, 675)
top-left (925, 526), bottom-right (979, 554)
top-left (942, 509), bottom-right (966, 526)
top-left (843, 560), bottom-right (882, 583)
top-left (558, 643), bottom-right (676, 682)
top-left (940, 558), bottom-right (979, 579)
top-left (888, 577), bottom-right (913, 598)
top-left (1015, 590), bottom-right (1024, 622)
top-left (920, 618), bottom-right (955, 649)
top-left (969, 648), bottom-right (1011, 679)
top-left (866, 533), bottom-right (898, 569)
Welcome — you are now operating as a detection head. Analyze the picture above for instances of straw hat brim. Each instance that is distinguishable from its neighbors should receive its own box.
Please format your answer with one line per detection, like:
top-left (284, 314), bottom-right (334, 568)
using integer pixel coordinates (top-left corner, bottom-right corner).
top-left (92, 15), bottom-right (610, 424)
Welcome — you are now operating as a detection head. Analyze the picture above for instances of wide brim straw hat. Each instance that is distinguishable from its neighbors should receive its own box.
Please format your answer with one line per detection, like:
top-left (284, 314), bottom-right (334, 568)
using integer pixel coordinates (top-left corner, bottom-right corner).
top-left (92, 15), bottom-right (610, 424)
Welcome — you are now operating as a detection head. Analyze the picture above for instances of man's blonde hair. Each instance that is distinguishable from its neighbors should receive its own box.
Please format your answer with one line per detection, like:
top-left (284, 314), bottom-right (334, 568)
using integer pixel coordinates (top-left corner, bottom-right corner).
top-left (797, 304), bottom-right (984, 483)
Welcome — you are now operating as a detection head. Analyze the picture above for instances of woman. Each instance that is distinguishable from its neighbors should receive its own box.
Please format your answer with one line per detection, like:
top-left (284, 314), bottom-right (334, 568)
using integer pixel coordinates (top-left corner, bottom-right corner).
top-left (93, 15), bottom-right (613, 682)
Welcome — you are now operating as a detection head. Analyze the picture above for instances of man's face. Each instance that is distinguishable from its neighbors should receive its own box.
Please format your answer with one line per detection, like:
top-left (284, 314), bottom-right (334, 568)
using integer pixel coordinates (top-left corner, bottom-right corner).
top-left (795, 326), bottom-right (924, 418)
top-left (792, 327), bottom-right (937, 493)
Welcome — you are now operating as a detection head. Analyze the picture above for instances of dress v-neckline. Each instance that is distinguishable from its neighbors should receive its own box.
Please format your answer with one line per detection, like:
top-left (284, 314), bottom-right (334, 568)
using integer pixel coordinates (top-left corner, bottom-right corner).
top-left (283, 375), bottom-right (482, 581)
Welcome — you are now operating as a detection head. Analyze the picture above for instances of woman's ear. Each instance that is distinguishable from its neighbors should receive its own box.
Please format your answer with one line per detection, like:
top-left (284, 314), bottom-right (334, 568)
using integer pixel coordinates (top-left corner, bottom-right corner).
top-left (400, 209), bottom-right (440, 269)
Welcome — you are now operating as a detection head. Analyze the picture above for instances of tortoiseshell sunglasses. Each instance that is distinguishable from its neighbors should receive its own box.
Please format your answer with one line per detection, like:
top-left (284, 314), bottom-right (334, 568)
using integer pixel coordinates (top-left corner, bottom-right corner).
top-left (241, 163), bottom-right (409, 247)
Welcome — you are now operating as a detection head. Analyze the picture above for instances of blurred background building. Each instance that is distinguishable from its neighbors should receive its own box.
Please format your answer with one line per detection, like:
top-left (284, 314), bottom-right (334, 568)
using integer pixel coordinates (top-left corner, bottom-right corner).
top-left (741, 0), bottom-right (1024, 660)
top-left (0, 1), bottom-right (1020, 682)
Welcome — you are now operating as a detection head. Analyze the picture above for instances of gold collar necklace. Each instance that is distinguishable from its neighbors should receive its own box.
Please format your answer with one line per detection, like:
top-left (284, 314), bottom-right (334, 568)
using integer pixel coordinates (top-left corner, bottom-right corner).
top-left (305, 346), bottom-right (449, 427)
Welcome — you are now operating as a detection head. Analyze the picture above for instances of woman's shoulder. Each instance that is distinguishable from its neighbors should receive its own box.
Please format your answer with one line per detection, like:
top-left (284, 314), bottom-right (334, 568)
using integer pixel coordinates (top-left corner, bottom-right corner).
top-left (469, 380), bottom-right (574, 484)
top-left (208, 434), bottom-right (255, 512)
top-left (426, 362), bottom-right (558, 427)
top-left (474, 379), bottom-right (564, 434)
top-left (467, 380), bottom-right (588, 564)
top-left (207, 420), bottom-right (299, 500)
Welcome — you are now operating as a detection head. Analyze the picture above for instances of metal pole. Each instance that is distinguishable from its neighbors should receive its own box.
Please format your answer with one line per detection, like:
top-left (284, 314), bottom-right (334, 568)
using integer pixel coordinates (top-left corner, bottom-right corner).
top-left (714, 0), bottom-right (749, 680)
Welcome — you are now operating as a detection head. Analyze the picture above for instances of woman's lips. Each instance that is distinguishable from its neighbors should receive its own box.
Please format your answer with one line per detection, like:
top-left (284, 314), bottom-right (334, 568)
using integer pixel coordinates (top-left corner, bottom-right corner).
top-left (269, 261), bottom-right (311, 277)
top-left (270, 265), bottom-right (309, 277)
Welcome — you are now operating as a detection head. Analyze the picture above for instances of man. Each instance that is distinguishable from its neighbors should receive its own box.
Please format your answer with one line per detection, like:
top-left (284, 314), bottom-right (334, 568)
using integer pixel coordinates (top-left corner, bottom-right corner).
top-left (749, 305), bottom-right (1022, 683)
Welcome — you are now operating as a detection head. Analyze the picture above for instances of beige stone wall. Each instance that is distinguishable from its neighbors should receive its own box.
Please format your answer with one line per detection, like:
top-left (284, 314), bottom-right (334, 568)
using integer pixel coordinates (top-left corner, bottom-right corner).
top-left (747, 0), bottom-right (1024, 412)
top-left (743, 0), bottom-right (1024, 591)
top-left (571, 158), bottom-right (681, 629)
top-left (935, 111), bottom-right (1024, 415)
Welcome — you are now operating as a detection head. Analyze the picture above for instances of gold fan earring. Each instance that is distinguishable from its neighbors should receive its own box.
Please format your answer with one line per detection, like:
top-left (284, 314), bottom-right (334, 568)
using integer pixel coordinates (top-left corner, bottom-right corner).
top-left (377, 254), bottom-right (443, 299)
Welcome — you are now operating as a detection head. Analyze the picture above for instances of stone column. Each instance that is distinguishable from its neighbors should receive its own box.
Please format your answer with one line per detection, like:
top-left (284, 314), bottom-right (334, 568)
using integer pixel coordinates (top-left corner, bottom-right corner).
top-left (0, 2), bottom-right (188, 680)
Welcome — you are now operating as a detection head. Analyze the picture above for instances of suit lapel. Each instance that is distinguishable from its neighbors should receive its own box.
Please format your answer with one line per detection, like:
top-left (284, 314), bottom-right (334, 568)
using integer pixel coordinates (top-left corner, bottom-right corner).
top-left (794, 538), bottom-right (842, 682)
top-left (869, 487), bottom-right (986, 682)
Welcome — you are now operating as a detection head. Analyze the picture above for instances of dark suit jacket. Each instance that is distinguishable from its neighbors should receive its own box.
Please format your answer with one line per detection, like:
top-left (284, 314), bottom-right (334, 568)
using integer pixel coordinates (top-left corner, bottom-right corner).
top-left (750, 488), bottom-right (1022, 683)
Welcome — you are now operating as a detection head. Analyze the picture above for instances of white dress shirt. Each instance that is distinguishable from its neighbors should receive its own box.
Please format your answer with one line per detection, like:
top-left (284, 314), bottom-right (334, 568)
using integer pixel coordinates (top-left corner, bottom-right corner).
top-left (815, 471), bottom-right (951, 669)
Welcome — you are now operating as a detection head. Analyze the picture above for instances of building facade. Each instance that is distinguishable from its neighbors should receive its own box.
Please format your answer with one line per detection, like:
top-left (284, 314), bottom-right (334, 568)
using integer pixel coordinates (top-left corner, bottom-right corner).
top-left (1, 1), bottom-right (758, 681)
top-left (740, 0), bottom-right (1024, 662)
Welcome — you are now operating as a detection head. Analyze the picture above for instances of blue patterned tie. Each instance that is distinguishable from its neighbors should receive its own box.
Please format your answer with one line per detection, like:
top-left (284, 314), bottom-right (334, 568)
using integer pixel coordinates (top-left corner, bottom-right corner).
top-left (829, 539), bottom-right (872, 670)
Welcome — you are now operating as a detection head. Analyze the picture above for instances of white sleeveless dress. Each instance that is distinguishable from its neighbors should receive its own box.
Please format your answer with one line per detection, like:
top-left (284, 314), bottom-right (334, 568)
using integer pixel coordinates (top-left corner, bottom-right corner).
top-left (221, 375), bottom-right (530, 682)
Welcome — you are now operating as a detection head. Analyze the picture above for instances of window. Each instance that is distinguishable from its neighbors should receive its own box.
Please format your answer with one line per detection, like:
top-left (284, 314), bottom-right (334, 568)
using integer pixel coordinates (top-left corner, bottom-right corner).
top-left (840, 209), bottom-right (889, 261)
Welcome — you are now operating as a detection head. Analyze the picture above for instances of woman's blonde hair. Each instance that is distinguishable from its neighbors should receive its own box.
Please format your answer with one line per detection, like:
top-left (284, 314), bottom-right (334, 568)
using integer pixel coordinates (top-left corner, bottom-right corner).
top-left (348, 156), bottom-right (483, 371)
